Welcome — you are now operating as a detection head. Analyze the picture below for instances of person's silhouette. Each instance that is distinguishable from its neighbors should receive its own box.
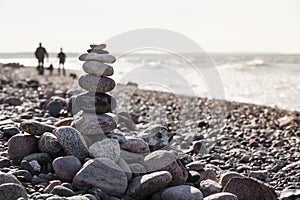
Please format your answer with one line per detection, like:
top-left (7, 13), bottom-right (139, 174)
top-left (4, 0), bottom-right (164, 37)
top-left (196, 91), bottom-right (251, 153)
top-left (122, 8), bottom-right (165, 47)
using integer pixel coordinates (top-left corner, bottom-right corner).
top-left (57, 48), bottom-right (66, 76)
top-left (35, 43), bottom-right (48, 75)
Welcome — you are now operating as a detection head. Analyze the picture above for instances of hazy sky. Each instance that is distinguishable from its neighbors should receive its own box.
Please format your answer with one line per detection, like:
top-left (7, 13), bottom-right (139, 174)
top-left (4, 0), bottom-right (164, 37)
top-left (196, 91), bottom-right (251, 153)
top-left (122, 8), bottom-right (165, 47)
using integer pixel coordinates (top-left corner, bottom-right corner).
top-left (0, 0), bottom-right (299, 53)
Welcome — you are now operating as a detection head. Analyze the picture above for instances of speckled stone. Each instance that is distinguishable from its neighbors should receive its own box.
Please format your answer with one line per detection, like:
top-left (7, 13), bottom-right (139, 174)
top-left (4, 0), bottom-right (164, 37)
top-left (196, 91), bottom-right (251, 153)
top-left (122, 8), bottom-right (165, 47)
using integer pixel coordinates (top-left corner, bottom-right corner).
top-left (88, 139), bottom-right (120, 162)
top-left (0, 183), bottom-right (28, 200)
top-left (53, 127), bottom-right (89, 161)
top-left (38, 132), bottom-right (63, 157)
top-left (79, 53), bottom-right (116, 64)
top-left (0, 172), bottom-right (22, 185)
top-left (71, 112), bottom-right (117, 135)
top-left (20, 120), bottom-right (56, 136)
top-left (83, 61), bottom-right (114, 76)
top-left (78, 74), bottom-right (115, 93)
top-left (75, 92), bottom-right (117, 114)
top-left (73, 158), bottom-right (128, 196)
top-left (126, 171), bottom-right (172, 199)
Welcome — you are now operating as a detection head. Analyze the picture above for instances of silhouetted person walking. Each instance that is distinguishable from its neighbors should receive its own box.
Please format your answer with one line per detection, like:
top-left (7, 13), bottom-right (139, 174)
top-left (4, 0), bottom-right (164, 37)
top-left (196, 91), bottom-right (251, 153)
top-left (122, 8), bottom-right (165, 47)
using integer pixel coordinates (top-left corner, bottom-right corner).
top-left (35, 43), bottom-right (48, 75)
top-left (57, 48), bottom-right (66, 76)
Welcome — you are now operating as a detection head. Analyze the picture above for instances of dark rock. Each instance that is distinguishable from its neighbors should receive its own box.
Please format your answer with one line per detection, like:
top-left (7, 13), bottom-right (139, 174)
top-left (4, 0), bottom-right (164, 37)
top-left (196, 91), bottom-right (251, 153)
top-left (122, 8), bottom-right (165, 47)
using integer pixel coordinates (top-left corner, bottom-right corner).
top-left (23, 152), bottom-right (52, 164)
top-left (75, 92), bottom-right (117, 114)
top-left (126, 171), bottom-right (172, 199)
top-left (8, 133), bottom-right (38, 161)
top-left (51, 185), bottom-right (75, 197)
top-left (47, 99), bottom-right (64, 117)
top-left (2, 126), bottom-right (20, 137)
top-left (52, 156), bottom-right (82, 182)
top-left (4, 97), bottom-right (22, 106)
top-left (0, 172), bottom-right (22, 185)
top-left (0, 156), bottom-right (10, 168)
top-left (10, 170), bottom-right (32, 182)
top-left (204, 192), bottom-right (238, 200)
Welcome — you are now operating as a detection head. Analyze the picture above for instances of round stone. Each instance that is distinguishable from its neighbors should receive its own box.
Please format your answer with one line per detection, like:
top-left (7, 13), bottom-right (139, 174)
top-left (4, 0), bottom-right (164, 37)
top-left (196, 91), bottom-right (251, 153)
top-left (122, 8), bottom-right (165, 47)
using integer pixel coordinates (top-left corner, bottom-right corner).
top-left (120, 138), bottom-right (150, 153)
top-left (79, 53), bottom-right (116, 64)
top-left (83, 61), bottom-right (114, 76)
top-left (8, 134), bottom-right (38, 161)
top-left (161, 185), bottom-right (203, 200)
top-left (38, 132), bottom-right (63, 157)
top-left (71, 112), bottom-right (117, 135)
top-left (53, 127), bottom-right (89, 161)
top-left (126, 171), bottom-right (172, 199)
top-left (52, 156), bottom-right (82, 182)
top-left (78, 74), bottom-right (115, 93)
top-left (75, 92), bottom-right (117, 114)
top-left (73, 158), bottom-right (128, 196)
top-left (88, 138), bottom-right (120, 162)
top-left (0, 183), bottom-right (28, 200)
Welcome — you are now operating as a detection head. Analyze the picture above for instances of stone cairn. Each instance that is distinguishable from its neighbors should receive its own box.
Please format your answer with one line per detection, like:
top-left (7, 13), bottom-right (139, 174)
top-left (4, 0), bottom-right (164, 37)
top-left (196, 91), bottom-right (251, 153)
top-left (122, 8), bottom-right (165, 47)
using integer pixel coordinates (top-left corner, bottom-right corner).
top-left (72, 44), bottom-right (118, 146)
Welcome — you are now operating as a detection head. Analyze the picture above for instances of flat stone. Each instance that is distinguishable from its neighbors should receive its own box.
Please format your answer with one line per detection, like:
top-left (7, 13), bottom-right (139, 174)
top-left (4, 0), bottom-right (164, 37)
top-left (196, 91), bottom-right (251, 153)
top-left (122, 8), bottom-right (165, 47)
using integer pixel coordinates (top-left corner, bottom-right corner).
top-left (87, 49), bottom-right (109, 54)
top-left (78, 74), bottom-right (115, 93)
top-left (0, 183), bottom-right (28, 200)
top-left (90, 43), bottom-right (106, 50)
top-left (126, 171), bottom-right (172, 199)
top-left (75, 92), bottom-right (117, 114)
top-left (53, 127), bottom-right (89, 161)
top-left (72, 112), bottom-right (117, 135)
top-left (54, 118), bottom-right (74, 127)
top-left (219, 171), bottom-right (244, 187)
top-left (89, 138), bottom-right (120, 162)
top-left (38, 132), bottom-right (63, 157)
top-left (83, 61), bottom-right (113, 76)
top-left (73, 158), bottom-right (128, 196)
top-left (8, 133), bottom-right (38, 161)
top-left (204, 192), bottom-right (238, 200)
top-left (120, 138), bottom-right (150, 153)
top-left (53, 156), bottom-right (82, 182)
top-left (223, 177), bottom-right (277, 200)
top-left (161, 185), bottom-right (203, 200)
top-left (20, 120), bottom-right (56, 136)
top-left (79, 53), bottom-right (116, 64)
top-left (143, 150), bottom-right (188, 186)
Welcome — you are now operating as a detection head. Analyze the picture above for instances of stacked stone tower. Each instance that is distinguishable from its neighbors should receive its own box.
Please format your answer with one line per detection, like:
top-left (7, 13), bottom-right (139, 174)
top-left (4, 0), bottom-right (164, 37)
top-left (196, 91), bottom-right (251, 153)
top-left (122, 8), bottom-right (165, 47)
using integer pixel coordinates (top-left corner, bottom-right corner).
top-left (72, 44), bottom-right (118, 146)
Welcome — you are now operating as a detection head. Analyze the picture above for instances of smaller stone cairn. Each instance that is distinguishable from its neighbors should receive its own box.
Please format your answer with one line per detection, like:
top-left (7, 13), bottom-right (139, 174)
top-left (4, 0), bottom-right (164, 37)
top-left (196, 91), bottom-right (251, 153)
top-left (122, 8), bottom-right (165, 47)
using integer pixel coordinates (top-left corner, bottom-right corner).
top-left (72, 44), bottom-right (118, 146)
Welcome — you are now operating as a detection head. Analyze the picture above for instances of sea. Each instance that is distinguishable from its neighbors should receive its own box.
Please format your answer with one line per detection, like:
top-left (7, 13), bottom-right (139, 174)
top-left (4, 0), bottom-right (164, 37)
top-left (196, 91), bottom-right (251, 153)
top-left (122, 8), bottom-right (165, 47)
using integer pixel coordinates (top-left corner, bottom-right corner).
top-left (0, 52), bottom-right (299, 111)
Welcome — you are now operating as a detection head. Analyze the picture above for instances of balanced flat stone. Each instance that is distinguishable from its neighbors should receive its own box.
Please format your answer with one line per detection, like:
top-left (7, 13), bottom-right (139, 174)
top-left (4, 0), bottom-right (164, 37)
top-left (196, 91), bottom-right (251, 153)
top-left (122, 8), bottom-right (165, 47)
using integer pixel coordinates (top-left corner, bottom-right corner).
top-left (87, 49), bottom-right (109, 54)
top-left (73, 158), bottom-right (128, 196)
top-left (79, 53), bottom-right (116, 64)
top-left (71, 112), bottom-right (117, 135)
top-left (78, 74), bottom-right (115, 93)
top-left (53, 127), bottom-right (89, 161)
top-left (75, 92), bottom-right (117, 114)
top-left (83, 61), bottom-right (114, 76)
top-left (90, 43), bottom-right (106, 50)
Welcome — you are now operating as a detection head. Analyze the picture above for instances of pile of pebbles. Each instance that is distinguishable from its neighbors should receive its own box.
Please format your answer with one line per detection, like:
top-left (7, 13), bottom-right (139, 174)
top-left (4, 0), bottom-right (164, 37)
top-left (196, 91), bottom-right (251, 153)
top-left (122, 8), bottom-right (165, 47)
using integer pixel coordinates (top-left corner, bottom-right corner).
top-left (0, 44), bottom-right (299, 199)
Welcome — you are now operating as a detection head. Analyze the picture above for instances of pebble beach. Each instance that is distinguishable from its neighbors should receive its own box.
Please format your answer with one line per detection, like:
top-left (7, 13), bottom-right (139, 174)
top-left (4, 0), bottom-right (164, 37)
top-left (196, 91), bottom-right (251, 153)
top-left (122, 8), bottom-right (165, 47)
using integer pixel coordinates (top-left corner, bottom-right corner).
top-left (0, 52), bottom-right (300, 200)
